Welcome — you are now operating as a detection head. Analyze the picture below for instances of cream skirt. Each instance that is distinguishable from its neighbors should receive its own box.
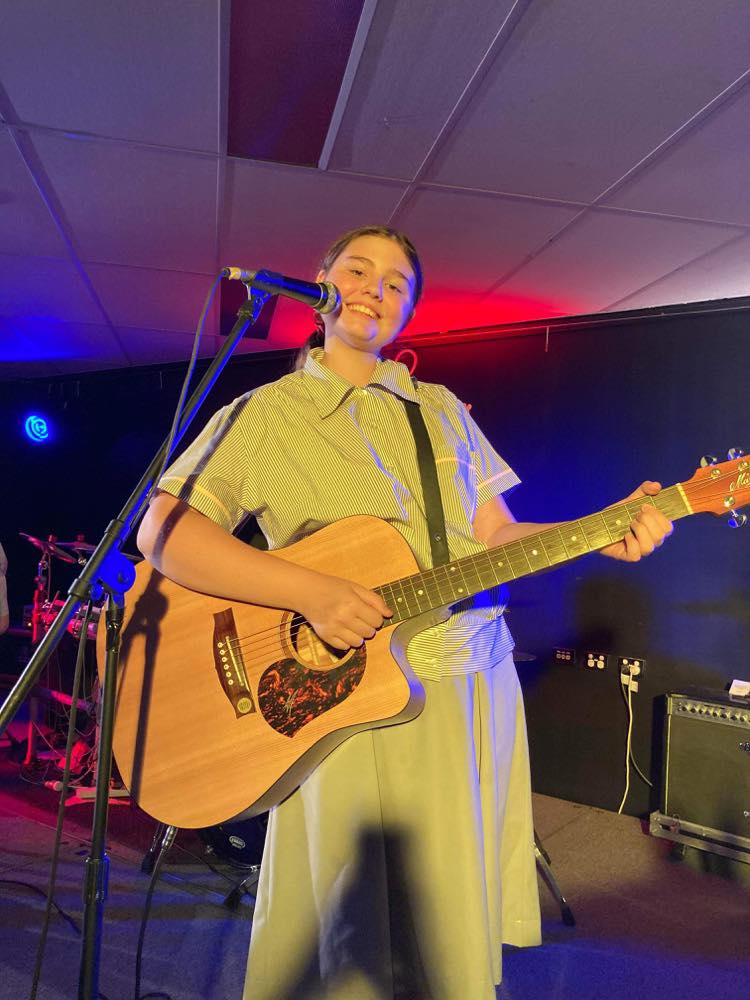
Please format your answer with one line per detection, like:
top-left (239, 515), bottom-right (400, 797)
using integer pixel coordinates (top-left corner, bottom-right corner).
top-left (243, 652), bottom-right (541, 1000)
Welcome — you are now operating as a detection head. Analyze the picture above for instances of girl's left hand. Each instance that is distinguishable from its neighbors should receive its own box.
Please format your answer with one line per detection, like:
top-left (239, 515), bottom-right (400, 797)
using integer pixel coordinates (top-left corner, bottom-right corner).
top-left (600, 481), bottom-right (673, 562)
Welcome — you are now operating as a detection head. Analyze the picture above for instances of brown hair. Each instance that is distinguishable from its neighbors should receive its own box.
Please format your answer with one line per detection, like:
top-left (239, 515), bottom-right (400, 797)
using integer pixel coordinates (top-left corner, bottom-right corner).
top-left (293, 225), bottom-right (423, 370)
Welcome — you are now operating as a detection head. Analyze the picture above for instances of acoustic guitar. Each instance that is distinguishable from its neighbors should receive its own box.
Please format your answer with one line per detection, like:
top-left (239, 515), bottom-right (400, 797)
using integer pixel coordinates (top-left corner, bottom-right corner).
top-left (96, 455), bottom-right (749, 828)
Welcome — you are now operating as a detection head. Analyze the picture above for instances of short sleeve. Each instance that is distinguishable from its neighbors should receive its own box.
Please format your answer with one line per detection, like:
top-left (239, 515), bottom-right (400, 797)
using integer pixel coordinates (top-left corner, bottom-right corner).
top-left (157, 392), bottom-right (264, 532)
top-left (464, 408), bottom-right (520, 507)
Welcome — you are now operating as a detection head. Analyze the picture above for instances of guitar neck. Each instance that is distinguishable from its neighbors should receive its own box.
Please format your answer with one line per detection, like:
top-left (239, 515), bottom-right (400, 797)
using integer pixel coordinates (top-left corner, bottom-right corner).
top-left (377, 483), bottom-right (693, 624)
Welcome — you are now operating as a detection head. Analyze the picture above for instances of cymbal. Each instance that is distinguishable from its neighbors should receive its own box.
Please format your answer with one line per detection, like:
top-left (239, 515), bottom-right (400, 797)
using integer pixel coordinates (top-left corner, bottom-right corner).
top-left (58, 540), bottom-right (96, 553)
top-left (19, 532), bottom-right (77, 564)
top-left (58, 540), bottom-right (141, 563)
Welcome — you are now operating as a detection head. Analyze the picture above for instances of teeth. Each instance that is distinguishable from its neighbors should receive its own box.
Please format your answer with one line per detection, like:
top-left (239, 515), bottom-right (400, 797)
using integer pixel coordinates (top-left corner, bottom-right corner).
top-left (348, 304), bottom-right (377, 319)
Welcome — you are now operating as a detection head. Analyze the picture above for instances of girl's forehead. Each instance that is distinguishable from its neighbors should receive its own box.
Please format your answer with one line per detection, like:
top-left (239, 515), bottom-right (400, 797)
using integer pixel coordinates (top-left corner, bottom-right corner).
top-left (335, 235), bottom-right (415, 279)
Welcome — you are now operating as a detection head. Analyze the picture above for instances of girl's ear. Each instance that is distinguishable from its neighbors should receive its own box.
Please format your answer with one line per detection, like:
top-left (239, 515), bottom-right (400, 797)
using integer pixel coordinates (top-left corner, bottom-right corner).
top-left (315, 269), bottom-right (326, 283)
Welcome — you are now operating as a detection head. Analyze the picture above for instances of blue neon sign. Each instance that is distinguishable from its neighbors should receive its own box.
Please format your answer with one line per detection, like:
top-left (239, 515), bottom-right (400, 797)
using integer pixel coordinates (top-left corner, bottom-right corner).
top-left (24, 414), bottom-right (50, 443)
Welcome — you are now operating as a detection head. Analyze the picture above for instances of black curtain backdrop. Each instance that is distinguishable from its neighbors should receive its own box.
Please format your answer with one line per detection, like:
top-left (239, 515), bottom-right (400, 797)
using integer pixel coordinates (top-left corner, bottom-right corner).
top-left (2, 303), bottom-right (748, 816)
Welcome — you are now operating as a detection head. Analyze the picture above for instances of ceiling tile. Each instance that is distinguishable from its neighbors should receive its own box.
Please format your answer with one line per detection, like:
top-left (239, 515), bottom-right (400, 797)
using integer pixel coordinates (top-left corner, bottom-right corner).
top-left (0, 1), bottom-right (218, 151)
top-left (328, 0), bottom-right (518, 178)
top-left (398, 188), bottom-right (582, 292)
top-left (222, 159), bottom-right (407, 275)
top-left (427, 0), bottom-right (750, 201)
top-left (603, 87), bottom-right (750, 225)
top-left (87, 264), bottom-right (219, 335)
top-left (0, 256), bottom-right (102, 323)
top-left (0, 129), bottom-right (68, 258)
top-left (604, 235), bottom-right (750, 311)
top-left (32, 134), bottom-right (218, 272)
top-left (486, 210), bottom-right (743, 313)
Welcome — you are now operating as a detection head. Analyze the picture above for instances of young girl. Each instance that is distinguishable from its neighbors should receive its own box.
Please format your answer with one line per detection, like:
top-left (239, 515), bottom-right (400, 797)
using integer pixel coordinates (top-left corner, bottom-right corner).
top-left (137, 225), bottom-right (672, 999)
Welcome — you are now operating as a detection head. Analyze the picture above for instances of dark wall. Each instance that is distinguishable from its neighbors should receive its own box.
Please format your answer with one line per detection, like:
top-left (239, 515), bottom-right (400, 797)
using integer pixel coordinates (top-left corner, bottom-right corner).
top-left (1, 305), bottom-right (748, 816)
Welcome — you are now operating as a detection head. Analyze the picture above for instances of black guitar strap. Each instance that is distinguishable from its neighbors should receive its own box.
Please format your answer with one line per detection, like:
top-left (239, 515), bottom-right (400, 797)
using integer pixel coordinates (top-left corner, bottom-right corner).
top-left (402, 380), bottom-right (451, 569)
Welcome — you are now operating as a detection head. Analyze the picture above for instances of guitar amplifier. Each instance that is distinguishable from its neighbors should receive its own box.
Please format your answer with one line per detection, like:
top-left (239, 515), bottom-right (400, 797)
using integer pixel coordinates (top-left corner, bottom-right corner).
top-left (650, 688), bottom-right (750, 862)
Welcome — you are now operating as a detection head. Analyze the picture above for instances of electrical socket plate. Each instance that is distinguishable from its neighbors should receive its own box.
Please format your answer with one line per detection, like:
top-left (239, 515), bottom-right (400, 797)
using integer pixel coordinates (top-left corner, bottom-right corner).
top-left (619, 657), bottom-right (646, 692)
top-left (585, 651), bottom-right (608, 670)
top-left (553, 647), bottom-right (576, 664)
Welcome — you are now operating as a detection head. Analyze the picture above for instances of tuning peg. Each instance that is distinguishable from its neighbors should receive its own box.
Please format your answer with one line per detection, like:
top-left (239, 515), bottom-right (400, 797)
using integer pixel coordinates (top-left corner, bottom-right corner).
top-left (727, 511), bottom-right (747, 528)
top-left (700, 455), bottom-right (718, 467)
top-left (727, 448), bottom-right (745, 460)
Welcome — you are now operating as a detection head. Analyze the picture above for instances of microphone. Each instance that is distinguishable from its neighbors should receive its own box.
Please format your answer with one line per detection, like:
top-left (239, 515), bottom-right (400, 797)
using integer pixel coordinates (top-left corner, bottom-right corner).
top-left (222, 268), bottom-right (341, 314)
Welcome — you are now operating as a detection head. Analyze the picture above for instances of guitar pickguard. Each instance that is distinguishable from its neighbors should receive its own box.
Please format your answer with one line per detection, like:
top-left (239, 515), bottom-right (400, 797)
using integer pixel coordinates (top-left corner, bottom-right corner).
top-left (257, 648), bottom-right (367, 737)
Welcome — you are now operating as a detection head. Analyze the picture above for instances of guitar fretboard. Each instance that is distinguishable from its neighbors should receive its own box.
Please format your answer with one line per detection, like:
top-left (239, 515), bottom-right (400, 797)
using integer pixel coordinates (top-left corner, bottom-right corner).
top-left (376, 485), bottom-right (691, 624)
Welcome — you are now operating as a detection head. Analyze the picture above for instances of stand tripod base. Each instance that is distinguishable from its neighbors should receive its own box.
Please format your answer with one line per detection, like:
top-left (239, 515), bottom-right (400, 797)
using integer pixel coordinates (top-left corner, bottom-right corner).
top-left (534, 830), bottom-right (575, 926)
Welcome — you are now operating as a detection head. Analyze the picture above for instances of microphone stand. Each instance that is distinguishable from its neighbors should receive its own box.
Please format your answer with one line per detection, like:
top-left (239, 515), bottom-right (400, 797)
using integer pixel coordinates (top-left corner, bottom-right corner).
top-left (0, 287), bottom-right (271, 1000)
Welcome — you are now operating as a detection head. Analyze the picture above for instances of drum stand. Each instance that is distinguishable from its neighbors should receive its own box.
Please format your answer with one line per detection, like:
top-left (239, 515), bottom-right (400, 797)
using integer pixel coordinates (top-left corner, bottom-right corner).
top-left (141, 823), bottom-right (260, 910)
top-left (534, 830), bottom-right (575, 926)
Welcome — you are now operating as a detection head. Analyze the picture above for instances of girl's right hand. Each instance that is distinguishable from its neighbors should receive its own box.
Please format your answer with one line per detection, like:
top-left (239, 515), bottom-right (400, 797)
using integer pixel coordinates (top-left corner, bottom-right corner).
top-left (298, 573), bottom-right (393, 651)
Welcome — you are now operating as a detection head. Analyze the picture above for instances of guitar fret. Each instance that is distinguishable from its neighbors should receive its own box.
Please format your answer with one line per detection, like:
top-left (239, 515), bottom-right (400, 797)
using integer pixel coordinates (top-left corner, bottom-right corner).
top-left (378, 481), bottom-right (696, 626)
top-left (520, 536), bottom-right (551, 572)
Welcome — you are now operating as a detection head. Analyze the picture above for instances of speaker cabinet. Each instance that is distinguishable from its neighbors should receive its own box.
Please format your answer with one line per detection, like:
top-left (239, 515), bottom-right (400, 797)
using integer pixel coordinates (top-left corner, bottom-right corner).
top-left (651, 688), bottom-right (750, 862)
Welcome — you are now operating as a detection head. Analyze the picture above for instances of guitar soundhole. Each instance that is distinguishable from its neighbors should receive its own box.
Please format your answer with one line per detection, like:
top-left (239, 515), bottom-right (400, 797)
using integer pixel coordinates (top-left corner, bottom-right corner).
top-left (286, 612), bottom-right (349, 669)
top-left (258, 616), bottom-right (368, 737)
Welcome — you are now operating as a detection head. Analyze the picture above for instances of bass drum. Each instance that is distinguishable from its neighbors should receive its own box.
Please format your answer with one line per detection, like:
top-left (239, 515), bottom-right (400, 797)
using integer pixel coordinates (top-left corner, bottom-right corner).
top-left (199, 812), bottom-right (269, 869)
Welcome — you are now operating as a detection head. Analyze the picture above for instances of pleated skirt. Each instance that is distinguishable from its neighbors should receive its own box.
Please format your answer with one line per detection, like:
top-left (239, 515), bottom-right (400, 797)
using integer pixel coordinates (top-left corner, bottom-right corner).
top-left (243, 652), bottom-right (541, 1000)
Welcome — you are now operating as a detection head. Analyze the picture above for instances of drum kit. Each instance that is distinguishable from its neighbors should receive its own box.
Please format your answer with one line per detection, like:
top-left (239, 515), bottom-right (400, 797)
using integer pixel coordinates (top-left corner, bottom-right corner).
top-left (18, 532), bottom-right (138, 644)
top-left (16, 531), bottom-right (267, 877)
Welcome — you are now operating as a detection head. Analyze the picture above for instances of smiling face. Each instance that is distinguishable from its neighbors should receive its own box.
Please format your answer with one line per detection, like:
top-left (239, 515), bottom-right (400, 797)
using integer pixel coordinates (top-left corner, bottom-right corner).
top-left (316, 234), bottom-right (417, 358)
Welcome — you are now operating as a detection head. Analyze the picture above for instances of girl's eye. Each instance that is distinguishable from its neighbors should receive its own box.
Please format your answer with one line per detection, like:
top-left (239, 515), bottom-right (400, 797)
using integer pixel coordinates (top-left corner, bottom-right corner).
top-left (389, 283), bottom-right (404, 294)
top-left (350, 268), bottom-right (364, 276)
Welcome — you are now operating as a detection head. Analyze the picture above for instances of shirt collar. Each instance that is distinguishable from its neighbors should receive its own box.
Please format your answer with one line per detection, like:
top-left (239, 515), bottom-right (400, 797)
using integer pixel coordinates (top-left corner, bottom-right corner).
top-left (302, 347), bottom-right (419, 418)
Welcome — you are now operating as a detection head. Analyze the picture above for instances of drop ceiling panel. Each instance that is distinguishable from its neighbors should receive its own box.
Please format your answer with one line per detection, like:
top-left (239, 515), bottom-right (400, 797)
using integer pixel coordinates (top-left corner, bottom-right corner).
top-left (486, 210), bottom-right (743, 314)
top-left (603, 87), bottom-right (750, 226)
top-left (398, 188), bottom-right (582, 292)
top-left (0, 256), bottom-right (102, 323)
top-left (32, 134), bottom-right (218, 272)
top-left (427, 0), bottom-right (750, 201)
top-left (87, 264), bottom-right (218, 335)
top-left (0, 131), bottom-right (68, 258)
top-left (222, 159), bottom-right (407, 275)
top-left (0, 1), bottom-right (219, 151)
top-left (604, 235), bottom-right (750, 311)
top-left (328, 0), bottom-right (518, 178)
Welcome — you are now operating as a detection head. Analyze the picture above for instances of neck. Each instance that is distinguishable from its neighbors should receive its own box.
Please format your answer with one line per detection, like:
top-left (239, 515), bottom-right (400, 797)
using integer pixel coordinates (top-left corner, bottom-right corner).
top-left (321, 340), bottom-right (379, 387)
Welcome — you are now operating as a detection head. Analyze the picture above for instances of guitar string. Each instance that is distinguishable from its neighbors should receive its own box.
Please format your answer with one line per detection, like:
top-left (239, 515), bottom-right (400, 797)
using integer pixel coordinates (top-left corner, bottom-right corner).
top-left (224, 496), bottom-right (688, 661)
top-left (221, 478), bottom-right (730, 659)
top-left (220, 475), bottom-right (735, 660)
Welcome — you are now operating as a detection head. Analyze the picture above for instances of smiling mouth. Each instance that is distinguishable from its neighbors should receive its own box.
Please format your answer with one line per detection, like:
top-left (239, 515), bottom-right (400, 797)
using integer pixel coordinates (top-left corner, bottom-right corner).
top-left (346, 303), bottom-right (379, 320)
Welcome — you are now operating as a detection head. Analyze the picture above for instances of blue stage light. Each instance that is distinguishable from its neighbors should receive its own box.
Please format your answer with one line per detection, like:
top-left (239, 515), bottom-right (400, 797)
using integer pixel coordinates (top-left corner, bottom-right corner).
top-left (24, 414), bottom-right (50, 442)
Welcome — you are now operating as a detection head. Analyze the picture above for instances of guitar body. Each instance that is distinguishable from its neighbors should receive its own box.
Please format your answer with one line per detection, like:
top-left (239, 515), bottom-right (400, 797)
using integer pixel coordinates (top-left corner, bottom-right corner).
top-left (97, 516), bottom-right (433, 829)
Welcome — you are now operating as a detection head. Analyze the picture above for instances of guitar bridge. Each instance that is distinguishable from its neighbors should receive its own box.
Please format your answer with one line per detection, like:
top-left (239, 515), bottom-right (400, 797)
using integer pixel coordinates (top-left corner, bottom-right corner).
top-left (213, 609), bottom-right (257, 718)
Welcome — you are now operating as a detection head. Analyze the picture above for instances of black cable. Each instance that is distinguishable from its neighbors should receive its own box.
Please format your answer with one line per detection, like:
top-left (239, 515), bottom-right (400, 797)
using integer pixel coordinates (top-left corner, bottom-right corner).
top-left (140, 273), bottom-right (224, 516)
top-left (0, 879), bottom-right (80, 935)
top-left (29, 602), bottom-right (92, 1000)
top-left (134, 828), bottom-right (178, 1000)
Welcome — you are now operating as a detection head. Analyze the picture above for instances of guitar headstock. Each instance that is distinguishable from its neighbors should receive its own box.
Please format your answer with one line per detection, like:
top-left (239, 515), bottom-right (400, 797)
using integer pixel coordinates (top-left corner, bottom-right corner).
top-left (682, 450), bottom-right (749, 520)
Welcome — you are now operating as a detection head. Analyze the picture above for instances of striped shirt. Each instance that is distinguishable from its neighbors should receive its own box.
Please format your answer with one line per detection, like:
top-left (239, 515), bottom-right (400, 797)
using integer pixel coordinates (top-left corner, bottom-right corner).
top-left (158, 347), bottom-right (520, 680)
